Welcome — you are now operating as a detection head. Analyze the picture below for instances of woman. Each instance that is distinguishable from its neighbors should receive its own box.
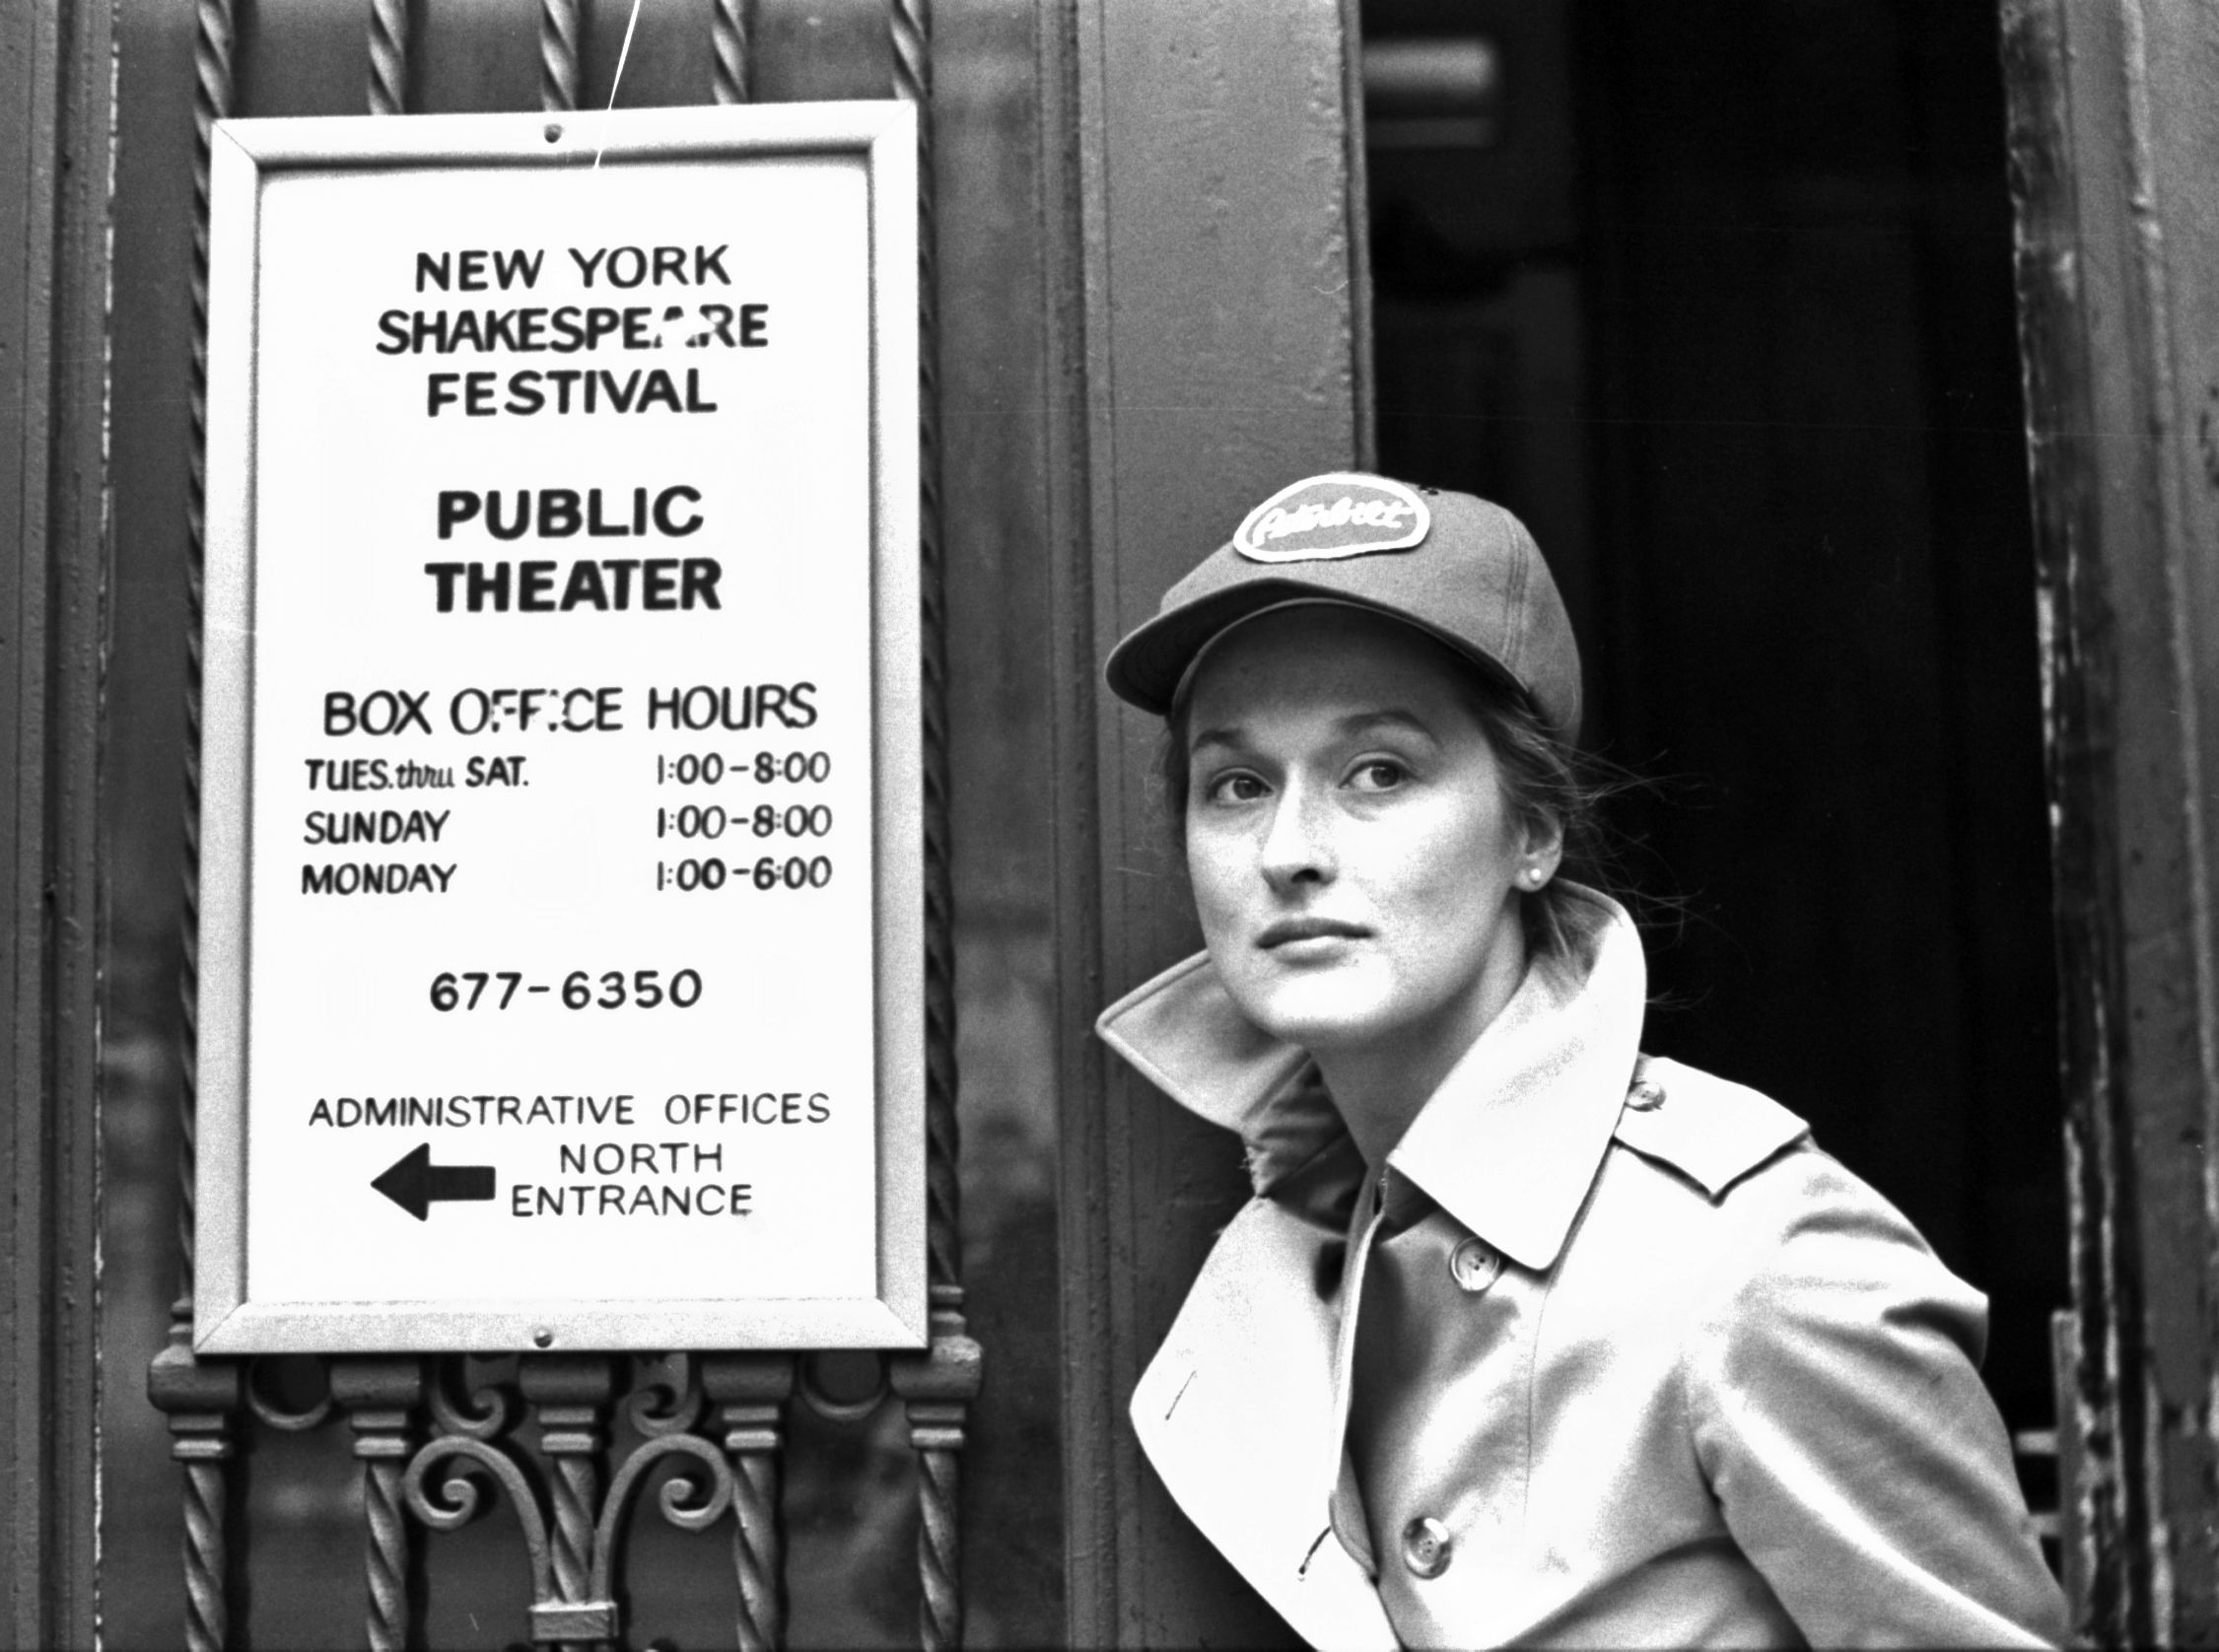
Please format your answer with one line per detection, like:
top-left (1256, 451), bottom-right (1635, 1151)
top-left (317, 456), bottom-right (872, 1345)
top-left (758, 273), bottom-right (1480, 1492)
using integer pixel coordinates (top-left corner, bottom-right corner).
top-left (1094, 473), bottom-right (2068, 1649)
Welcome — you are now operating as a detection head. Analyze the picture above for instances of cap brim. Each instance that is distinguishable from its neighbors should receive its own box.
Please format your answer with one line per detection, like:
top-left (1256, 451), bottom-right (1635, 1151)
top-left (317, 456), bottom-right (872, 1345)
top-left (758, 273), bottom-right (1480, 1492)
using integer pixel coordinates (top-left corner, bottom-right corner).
top-left (1103, 582), bottom-right (1527, 719)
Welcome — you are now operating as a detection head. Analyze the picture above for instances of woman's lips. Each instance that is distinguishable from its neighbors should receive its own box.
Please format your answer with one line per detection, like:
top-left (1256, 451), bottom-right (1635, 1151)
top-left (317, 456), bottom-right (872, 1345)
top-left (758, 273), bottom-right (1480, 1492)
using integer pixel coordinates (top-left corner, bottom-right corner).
top-left (1257, 917), bottom-right (1369, 949)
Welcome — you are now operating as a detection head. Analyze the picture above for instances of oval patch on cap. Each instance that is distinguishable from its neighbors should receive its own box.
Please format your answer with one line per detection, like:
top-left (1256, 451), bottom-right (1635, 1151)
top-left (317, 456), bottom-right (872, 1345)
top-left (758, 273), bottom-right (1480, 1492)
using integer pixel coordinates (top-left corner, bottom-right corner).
top-left (1232, 473), bottom-right (1430, 563)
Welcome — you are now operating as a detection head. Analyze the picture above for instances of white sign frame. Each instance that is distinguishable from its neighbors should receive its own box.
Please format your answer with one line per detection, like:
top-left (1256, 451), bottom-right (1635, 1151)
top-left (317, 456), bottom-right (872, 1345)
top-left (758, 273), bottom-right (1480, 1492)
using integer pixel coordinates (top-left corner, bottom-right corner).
top-left (193, 103), bottom-right (924, 1353)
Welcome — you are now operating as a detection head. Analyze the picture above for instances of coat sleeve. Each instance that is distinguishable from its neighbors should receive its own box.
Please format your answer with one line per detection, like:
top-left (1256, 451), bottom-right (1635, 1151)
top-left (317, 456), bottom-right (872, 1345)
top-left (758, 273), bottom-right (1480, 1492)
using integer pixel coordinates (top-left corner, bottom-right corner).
top-left (1682, 1150), bottom-right (2069, 1649)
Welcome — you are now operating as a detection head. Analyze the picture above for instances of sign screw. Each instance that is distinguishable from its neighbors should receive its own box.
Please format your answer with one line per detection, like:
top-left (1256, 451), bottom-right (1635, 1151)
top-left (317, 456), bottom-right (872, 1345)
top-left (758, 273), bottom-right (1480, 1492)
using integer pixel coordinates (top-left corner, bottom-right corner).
top-left (534, 1328), bottom-right (555, 1348)
top-left (544, 123), bottom-right (563, 143)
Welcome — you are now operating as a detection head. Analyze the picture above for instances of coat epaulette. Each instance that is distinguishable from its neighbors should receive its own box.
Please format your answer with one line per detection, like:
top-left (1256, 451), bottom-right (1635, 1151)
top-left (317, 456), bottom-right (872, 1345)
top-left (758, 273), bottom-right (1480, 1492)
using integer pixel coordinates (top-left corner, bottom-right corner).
top-left (1610, 1056), bottom-right (1810, 1200)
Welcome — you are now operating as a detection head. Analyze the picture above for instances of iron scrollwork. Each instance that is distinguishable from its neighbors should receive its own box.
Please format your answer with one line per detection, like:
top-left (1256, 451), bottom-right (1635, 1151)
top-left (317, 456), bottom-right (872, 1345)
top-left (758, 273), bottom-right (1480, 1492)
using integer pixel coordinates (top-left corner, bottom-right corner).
top-left (429, 1352), bottom-right (520, 1441)
top-left (589, 1433), bottom-right (739, 1588)
top-left (626, 1351), bottom-right (705, 1438)
top-left (406, 1432), bottom-right (560, 1617)
top-left (244, 1353), bottom-right (335, 1432)
top-left (400, 1363), bottom-right (738, 1649)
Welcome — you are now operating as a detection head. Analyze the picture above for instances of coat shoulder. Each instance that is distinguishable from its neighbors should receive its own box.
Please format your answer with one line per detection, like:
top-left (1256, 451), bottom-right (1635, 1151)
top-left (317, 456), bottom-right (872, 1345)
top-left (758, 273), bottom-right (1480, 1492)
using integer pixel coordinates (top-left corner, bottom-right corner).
top-left (1600, 1066), bottom-right (1985, 1351)
top-left (1608, 1056), bottom-right (1810, 1202)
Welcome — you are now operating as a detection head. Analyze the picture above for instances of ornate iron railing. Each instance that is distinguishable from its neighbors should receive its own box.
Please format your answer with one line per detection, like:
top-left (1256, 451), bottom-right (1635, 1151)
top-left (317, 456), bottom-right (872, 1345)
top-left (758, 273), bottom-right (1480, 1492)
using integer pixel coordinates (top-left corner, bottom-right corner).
top-left (145, 2), bottom-right (980, 1646)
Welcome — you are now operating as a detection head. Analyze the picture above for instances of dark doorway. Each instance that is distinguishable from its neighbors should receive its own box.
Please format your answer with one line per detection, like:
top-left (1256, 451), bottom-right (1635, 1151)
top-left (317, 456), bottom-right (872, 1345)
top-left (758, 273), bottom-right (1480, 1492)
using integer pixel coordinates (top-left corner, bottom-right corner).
top-left (1363, 0), bottom-right (2063, 1440)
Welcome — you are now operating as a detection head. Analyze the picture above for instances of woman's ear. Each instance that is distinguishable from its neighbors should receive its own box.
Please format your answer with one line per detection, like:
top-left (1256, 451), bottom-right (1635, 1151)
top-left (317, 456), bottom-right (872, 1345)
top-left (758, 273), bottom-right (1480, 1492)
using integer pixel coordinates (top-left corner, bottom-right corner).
top-left (1520, 808), bottom-right (1566, 887)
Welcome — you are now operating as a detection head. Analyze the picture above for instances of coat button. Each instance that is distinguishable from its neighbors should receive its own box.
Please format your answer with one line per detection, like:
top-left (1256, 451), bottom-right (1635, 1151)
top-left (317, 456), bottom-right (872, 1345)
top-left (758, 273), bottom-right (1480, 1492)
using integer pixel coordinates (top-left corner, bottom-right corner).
top-left (1627, 1078), bottom-right (1666, 1112)
top-left (1401, 1515), bottom-right (1453, 1578)
top-left (1448, 1236), bottom-right (1502, 1293)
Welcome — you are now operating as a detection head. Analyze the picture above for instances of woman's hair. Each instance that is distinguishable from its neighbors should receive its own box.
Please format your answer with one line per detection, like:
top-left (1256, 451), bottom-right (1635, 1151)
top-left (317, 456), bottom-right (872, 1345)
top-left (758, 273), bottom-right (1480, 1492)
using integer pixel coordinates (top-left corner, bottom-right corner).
top-left (1157, 642), bottom-right (1624, 961)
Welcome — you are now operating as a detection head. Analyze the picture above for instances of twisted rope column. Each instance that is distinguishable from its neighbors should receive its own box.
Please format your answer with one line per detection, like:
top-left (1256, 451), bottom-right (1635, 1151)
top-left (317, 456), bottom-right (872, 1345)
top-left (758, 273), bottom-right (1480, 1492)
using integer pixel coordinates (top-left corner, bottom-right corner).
top-left (711, 0), bottom-right (751, 103)
top-left (177, 0), bottom-right (233, 1312)
top-left (332, 1359), bottom-right (426, 1652)
top-left (890, 0), bottom-right (962, 1322)
top-left (520, 1355), bottom-right (614, 1650)
top-left (704, 1355), bottom-right (794, 1650)
top-left (890, 1334), bottom-right (982, 1652)
top-left (540, 0), bottom-right (584, 112)
top-left (147, 1350), bottom-right (242, 1652)
top-left (367, 0), bottom-right (408, 114)
top-left (891, 5), bottom-right (977, 1646)
top-left (888, 4), bottom-right (959, 1307)
top-left (180, 1459), bottom-right (230, 1650)
top-left (363, 1459), bottom-right (407, 1648)
top-left (148, 1), bottom-right (243, 1645)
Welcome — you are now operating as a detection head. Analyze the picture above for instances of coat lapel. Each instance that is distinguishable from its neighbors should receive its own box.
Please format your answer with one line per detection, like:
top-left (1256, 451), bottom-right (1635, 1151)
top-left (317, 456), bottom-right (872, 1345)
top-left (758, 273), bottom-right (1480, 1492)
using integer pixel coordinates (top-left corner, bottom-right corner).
top-left (1130, 1196), bottom-right (1401, 1651)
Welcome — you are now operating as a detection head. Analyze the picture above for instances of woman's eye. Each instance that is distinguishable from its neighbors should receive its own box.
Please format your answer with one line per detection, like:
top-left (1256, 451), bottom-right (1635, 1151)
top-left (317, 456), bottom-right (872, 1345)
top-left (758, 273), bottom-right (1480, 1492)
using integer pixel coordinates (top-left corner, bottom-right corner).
top-left (1202, 771), bottom-right (1269, 804)
top-left (1348, 759), bottom-right (1409, 792)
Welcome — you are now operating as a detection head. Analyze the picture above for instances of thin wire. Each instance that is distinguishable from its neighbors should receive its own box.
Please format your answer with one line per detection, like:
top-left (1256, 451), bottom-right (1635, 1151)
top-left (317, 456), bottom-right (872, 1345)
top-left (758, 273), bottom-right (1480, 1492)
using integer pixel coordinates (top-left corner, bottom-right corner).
top-left (592, 0), bottom-right (648, 169)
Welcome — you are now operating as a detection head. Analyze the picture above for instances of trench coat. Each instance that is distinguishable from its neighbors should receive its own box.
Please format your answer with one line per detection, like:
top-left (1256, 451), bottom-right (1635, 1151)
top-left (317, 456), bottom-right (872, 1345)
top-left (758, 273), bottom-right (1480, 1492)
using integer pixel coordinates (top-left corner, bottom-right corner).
top-left (1096, 900), bottom-right (2068, 1649)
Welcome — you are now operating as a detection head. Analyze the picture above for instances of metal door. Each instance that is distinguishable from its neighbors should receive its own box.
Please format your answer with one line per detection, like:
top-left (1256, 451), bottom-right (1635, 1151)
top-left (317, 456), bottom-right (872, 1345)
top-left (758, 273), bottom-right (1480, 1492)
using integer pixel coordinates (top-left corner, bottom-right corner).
top-left (2, 0), bottom-right (1374, 1645)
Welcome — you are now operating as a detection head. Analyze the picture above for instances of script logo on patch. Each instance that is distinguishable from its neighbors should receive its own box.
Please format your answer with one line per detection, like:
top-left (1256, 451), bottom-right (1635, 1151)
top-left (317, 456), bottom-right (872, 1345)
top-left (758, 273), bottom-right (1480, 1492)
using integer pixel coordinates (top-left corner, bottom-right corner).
top-left (1232, 473), bottom-right (1430, 563)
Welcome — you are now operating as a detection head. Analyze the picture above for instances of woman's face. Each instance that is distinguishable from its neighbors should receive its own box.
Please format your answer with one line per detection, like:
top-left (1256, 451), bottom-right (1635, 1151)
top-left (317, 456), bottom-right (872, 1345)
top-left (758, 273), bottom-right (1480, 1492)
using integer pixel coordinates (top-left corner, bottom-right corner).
top-left (1182, 605), bottom-right (1550, 1067)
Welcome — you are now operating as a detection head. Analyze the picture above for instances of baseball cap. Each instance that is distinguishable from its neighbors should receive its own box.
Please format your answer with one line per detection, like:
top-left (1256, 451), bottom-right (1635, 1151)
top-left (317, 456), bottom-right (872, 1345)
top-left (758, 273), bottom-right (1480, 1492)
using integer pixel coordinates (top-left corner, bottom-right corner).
top-left (1103, 472), bottom-right (1583, 740)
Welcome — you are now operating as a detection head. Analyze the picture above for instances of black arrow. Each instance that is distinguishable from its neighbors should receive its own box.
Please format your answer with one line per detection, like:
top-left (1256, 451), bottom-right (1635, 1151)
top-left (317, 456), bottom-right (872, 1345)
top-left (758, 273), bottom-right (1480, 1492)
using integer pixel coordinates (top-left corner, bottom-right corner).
top-left (372, 1142), bottom-right (496, 1221)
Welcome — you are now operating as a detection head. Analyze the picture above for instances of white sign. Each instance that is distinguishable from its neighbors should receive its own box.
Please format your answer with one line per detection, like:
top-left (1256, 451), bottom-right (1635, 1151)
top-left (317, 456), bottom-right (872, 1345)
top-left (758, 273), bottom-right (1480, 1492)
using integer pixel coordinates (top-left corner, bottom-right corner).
top-left (193, 105), bottom-right (924, 1353)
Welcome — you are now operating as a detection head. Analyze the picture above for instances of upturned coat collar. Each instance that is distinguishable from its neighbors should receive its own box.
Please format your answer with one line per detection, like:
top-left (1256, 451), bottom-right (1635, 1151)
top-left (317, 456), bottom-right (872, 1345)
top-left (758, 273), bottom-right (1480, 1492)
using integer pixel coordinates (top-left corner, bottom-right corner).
top-left (1095, 889), bottom-right (1647, 1273)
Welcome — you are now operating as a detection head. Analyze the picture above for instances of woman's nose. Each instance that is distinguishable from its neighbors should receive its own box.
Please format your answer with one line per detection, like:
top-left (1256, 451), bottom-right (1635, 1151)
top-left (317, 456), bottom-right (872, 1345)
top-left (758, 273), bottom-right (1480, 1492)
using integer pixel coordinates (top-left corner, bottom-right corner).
top-left (1259, 782), bottom-right (1335, 889)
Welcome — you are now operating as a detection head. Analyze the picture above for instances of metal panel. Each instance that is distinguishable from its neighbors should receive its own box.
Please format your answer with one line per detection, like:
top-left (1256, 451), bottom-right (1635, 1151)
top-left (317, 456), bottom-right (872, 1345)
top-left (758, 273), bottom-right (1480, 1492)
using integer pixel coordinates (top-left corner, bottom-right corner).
top-left (1060, 1), bottom-right (1368, 1643)
top-left (102, 0), bottom-right (1047, 1642)
top-left (2000, 0), bottom-right (2219, 1640)
top-left (0, 0), bottom-right (110, 1644)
